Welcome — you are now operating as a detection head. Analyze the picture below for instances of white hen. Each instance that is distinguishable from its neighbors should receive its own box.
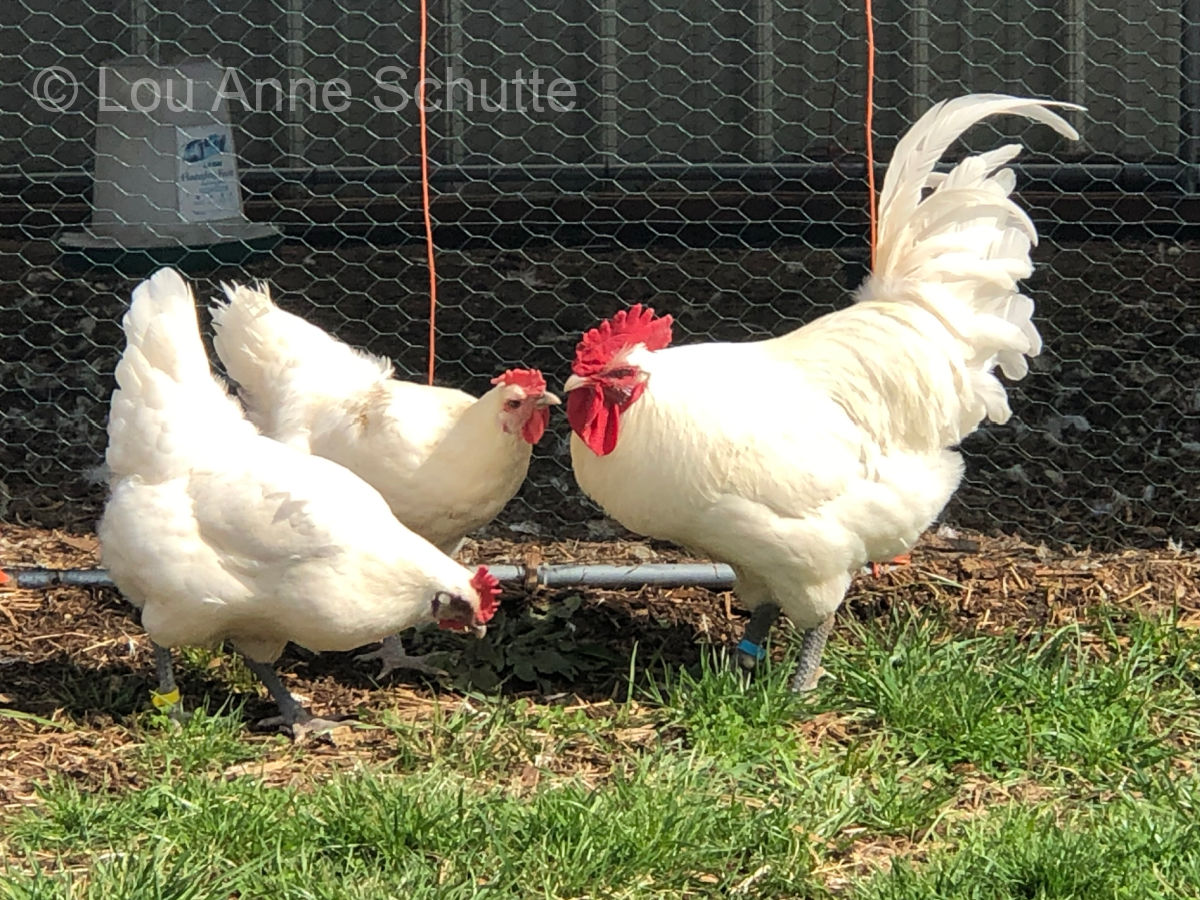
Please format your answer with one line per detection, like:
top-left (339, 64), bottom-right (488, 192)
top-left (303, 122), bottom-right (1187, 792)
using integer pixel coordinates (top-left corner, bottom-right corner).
top-left (562, 95), bottom-right (1081, 690)
top-left (98, 268), bottom-right (500, 738)
top-left (210, 282), bottom-right (559, 554)
top-left (209, 281), bottom-right (555, 677)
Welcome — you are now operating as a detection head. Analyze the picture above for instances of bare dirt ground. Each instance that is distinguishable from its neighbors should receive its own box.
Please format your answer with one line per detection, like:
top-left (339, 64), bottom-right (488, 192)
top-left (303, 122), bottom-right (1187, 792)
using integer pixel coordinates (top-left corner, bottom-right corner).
top-left (2, 522), bottom-right (1197, 815)
top-left (2, 237), bottom-right (1198, 547)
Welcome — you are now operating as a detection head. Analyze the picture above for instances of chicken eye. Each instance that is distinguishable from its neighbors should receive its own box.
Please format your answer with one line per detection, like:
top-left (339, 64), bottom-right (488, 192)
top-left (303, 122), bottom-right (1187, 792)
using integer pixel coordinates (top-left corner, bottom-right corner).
top-left (606, 367), bottom-right (636, 379)
top-left (504, 399), bottom-right (523, 410)
top-left (430, 590), bottom-right (450, 615)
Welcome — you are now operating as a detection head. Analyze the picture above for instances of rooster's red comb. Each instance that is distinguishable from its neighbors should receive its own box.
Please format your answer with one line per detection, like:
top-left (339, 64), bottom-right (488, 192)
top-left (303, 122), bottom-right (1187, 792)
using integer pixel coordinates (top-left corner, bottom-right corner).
top-left (572, 304), bottom-right (673, 377)
top-left (470, 566), bottom-right (501, 623)
top-left (491, 368), bottom-right (547, 395)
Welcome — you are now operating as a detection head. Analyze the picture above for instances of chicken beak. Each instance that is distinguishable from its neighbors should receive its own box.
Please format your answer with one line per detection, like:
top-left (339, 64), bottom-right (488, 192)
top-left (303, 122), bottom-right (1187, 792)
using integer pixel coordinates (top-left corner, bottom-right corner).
top-left (563, 374), bottom-right (589, 393)
top-left (536, 392), bottom-right (561, 407)
top-left (471, 624), bottom-right (487, 639)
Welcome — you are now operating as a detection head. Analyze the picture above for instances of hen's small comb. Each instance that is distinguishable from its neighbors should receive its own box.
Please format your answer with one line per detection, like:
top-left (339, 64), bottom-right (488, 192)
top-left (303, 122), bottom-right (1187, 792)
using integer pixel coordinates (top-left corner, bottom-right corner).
top-left (572, 304), bottom-right (673, 377)
top-left (0, 569), bottom-right (9, 585)
top-left (491, 368), bottom-right (547, 395)
top-left (470, 566), bottom-right (501, 622)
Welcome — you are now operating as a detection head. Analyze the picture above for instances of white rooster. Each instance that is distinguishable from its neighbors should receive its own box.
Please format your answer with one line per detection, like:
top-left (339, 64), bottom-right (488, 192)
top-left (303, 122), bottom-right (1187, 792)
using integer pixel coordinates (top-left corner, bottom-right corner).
top-left (98, 268), bottom-right (501, 738)
top-left (210, 282), bottom-right (557, 676)
top-left (562, 95), bottom-right (1080, 691)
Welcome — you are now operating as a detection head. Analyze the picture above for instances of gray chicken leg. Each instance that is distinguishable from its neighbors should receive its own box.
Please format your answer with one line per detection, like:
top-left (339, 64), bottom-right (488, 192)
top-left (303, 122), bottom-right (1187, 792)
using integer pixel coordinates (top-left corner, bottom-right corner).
top-left (735, 605), bottom-right (834, 692)
top-left (736, 603), bottom-right (781, 670)
top-left (789, 614), bottom-right (836, 693)
top-left (243, 657), bottom-right (354, 741)
top-left (151, 641), bottom-right (186, 722)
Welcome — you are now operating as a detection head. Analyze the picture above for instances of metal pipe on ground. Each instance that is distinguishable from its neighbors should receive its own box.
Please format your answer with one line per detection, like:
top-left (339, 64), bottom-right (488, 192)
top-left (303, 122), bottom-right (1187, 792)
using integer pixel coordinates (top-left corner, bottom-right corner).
top-left (4, 563), bottom-right (737, 592)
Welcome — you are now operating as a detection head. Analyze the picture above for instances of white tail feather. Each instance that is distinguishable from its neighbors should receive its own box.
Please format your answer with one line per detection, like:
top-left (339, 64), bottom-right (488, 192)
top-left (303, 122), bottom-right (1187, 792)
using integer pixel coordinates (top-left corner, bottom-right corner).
top-left (211, 281), bottom-right (392, 439)
top-left (858, 93), bottom-right (1081, 433)
top-left (106, 268), bottom-right (253, 482)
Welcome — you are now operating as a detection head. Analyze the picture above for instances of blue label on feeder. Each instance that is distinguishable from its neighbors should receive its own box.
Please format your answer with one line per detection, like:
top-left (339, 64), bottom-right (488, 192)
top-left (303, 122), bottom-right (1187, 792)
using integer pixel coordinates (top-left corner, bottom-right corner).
top-left (176, 124), bottom-right (241, 222)
top-left (181, 133), bottom-right (227, 163)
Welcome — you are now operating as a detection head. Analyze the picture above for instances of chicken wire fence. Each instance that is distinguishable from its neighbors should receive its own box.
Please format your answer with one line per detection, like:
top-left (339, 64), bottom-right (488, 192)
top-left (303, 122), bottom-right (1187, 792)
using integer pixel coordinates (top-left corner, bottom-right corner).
top-left (1, 0), bottom-right (1198, 549)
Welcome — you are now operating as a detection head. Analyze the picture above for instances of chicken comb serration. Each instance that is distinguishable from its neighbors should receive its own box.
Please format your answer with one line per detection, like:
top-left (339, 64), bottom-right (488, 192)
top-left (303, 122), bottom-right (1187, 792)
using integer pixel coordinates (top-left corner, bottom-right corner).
top-left (572, 304), bottom-right (674, 377)
top-left (491, 368), bottom-right (547, 395)
top-left (470, 566), bottom-right (501, 622)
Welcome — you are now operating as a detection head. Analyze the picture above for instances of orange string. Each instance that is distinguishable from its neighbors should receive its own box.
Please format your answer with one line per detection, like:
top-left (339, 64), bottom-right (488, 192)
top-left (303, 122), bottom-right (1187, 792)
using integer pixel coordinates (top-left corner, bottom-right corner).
top-left (864, 0), bottom-right (877, 268)
top-left (418, 0), bottom-right (437, 385)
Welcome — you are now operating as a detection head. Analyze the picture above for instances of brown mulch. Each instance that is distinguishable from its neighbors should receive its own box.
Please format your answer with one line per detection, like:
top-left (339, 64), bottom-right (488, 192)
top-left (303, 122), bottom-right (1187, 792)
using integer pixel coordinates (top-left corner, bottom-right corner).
top-left (1, 522), bottom-right (1198, 815)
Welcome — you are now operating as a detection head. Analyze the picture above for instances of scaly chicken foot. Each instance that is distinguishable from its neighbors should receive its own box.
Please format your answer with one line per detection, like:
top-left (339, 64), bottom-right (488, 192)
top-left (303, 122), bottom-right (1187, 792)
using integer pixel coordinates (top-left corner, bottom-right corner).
top-left (736, 603), bottom-right (781, 671)
top-left (355, 634), bottom-right (448, 679)
top-left (789, 614), bottom-right (836, 693)
top-left (151, 642), bottom-right (187, 723)
top-left (243, 657), bottom-right (355, 741)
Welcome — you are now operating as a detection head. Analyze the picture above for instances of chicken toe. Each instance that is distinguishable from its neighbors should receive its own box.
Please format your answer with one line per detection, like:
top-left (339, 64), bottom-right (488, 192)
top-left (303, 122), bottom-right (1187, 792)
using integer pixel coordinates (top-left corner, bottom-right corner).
top-left (356, 634), bottom-right (448, 679)
top-left (243, 657), bottom-right (353, 741)
top-left (256, 712), bottom-right (357, 742)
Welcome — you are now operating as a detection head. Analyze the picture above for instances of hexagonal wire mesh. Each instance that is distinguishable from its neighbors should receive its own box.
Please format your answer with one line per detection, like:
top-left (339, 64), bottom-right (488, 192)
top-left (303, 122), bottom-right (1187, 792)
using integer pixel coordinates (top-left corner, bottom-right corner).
top-left (0, 1), bottom-right (1197, 548)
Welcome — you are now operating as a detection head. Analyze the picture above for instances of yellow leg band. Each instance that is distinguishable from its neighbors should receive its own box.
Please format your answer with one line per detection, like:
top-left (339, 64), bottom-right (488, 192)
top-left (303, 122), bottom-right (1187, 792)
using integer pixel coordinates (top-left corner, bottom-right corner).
top-left (150, 687), bottom-right (181, 710)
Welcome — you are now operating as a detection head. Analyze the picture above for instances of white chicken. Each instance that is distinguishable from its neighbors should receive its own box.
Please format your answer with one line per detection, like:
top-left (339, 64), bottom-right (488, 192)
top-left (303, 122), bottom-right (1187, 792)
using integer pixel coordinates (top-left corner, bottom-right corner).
top-left (209, 282), bottom-right (557, 676)
top-left (210, 282), bottom-right (559, 553)
top-left (562, 95), bottom-right (1080, 691)
top-left (98, 268), bottom-right (500, 738)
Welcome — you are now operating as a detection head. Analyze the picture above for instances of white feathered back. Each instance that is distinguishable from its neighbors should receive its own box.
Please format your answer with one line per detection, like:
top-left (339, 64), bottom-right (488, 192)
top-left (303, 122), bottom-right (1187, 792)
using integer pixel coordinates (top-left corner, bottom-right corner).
top-left (106, 267), bottom-right (255, 482)
top-left (211, 281), bottom-right (393, 441)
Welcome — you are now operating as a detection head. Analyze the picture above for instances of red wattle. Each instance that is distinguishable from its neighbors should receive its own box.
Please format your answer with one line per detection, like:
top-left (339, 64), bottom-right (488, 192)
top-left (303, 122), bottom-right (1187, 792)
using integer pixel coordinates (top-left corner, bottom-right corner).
top-left (521, 407), bottom-right (549, 444)
top-left (566, 385), bottom-right (620, 457)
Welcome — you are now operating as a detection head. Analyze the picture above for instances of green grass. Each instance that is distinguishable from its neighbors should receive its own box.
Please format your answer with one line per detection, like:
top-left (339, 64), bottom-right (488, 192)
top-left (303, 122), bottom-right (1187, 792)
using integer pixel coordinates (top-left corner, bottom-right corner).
top-left (858, 788), bottom-right (1200, 900)
top-left (4, 608), bottom-right (1200, 898)
top-left (828, 611), bottom-right (1199, 781)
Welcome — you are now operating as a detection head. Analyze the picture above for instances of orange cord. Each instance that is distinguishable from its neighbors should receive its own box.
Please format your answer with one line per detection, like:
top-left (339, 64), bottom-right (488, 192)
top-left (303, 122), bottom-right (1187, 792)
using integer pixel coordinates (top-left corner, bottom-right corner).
top-left (418, 0), bottom-right (437, 385)
top-left (419, 1), bottom-right (873, 371)
top-left (864, 0), bottom-right (877, 268)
